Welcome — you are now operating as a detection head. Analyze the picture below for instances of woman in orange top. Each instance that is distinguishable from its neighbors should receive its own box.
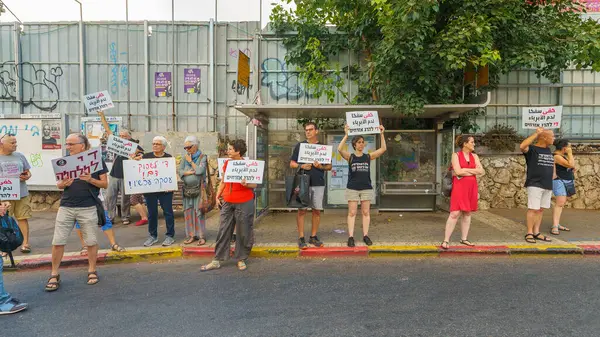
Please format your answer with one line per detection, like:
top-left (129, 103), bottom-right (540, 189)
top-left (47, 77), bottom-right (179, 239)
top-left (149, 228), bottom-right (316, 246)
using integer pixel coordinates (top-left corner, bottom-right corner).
top-left (201, 140), bottom-right (258, 271)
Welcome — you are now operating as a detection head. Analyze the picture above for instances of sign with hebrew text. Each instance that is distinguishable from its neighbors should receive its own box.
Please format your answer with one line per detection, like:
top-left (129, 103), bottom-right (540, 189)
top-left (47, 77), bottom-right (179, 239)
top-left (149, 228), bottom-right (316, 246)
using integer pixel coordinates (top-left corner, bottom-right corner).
top-left (346, 111), bottom-right (380, 135)
top-left (123, 158), bottom-right (178, 195)
top-left (83, 90), bottom-right (114, 114)
top-left (298, 144), bottom-right (333, 164)
top-left (107, 135), bottom-right (139, 158)
top-left (51, 148), bottom-right (102, 181)
top-left (0, 178), bottom-right (20, 200)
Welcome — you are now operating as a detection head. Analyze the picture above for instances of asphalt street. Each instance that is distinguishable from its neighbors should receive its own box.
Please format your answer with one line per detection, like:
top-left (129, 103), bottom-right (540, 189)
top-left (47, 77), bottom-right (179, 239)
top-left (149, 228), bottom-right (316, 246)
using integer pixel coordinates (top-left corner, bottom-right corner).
top-left (2, 257), bottom-right (599, 337)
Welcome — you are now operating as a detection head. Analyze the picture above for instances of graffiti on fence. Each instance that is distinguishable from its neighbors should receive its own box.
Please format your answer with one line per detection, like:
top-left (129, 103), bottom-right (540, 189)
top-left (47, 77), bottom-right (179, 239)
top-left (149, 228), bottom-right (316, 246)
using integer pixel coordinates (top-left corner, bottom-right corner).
top-left (231, 80), bottom-right (253, 95)
top-left (0, 62), bottom-right (63, 112)
top-left (109, 42), bottom-right (128, 95)
top-left (0, 123), bottom-right (40, 137)
top-left (230, 48), bottom-right (252, 59)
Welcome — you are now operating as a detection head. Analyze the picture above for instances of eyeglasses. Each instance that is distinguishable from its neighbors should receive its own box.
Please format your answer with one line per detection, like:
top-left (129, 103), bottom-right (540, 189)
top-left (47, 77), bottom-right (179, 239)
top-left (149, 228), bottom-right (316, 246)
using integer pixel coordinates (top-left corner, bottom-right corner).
top-left (152, 143), bottom-right (163, 146)
top-left (65, 142), bottom-right (84, 147)
top-left (0, 133), bottom-right (15, 142)
top-left (184, 146), bottom-right (193, 150)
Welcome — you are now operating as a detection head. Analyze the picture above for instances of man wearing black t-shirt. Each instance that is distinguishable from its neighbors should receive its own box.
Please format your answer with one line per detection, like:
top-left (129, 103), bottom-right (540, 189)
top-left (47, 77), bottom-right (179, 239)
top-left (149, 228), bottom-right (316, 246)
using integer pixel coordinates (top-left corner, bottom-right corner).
top-left (289, 122), bottom-right (332, 249)
top-left (520, 127), bottom-right (556, 244)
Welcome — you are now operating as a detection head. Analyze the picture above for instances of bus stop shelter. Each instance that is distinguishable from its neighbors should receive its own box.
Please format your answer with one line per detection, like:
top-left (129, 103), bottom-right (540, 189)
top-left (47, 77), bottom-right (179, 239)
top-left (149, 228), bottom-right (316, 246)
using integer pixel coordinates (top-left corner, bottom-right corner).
top-left (235, 93), bottom-right (490, 219)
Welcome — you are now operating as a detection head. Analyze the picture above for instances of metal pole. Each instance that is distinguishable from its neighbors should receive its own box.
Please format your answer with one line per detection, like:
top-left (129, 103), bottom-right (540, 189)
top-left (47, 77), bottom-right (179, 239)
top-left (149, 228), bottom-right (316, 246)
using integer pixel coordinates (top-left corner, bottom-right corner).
top-left (13, 22), bottom-right (22, 115)
top-left (144, 20), bottom-right (150, 131)
top-left (259, 0), bottom-right (262, 29)
top-left (215, 0), bottom-right (218, 21)
top-left (74, 1), bottom-right (85, 116)
top-left (171, 0), bottom-right (176, 131)
top-left (209, 19), bottom-right (216, 132)
top-left (126, 0), bottom-right (131, 128)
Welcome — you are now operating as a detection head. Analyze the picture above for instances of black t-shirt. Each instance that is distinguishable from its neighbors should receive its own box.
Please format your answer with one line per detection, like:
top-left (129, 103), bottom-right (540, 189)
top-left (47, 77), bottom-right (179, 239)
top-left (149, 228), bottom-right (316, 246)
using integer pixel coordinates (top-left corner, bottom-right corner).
top-left (290, 141), bottom-right (325, 187)
top-left (60, 160), bottom-right (108, 208)
top-left (524, 145), bottom-right (554, 190)
top-left (555, 156), bottom-right (574, 181)
top-left (110, 145), bottom-right (144, 179)
top-left (347, 153), bottom-right (371, 190)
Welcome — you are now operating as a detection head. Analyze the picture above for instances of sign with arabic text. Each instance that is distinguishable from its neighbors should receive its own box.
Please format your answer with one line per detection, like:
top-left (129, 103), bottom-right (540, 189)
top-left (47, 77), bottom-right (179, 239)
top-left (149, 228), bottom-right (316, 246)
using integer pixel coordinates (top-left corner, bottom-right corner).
top-left (0, 178), bottom-right (20, 200)
top-left (298, 143), bottom-right (333, 164)
top-left (522, 106), bottom-right (562, 129)
top-left (346, 111), bottom-right (380, 135)
top-left (107, 135), bottom-right (139, 158)
top-left (223, 160), bottom-right (264, 184)
top-left (83, 90), bottom-right (114, 114)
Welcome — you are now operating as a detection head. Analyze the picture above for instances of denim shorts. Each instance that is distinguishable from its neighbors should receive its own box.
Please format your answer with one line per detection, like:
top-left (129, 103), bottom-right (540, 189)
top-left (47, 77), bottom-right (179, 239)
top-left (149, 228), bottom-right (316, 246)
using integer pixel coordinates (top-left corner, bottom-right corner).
top-left (553, 179), bottom-right (571, 197)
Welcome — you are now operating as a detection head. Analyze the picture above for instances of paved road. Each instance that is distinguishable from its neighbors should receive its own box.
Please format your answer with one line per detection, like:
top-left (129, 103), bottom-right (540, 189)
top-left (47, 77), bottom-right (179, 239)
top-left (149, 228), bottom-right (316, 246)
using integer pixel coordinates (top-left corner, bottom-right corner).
top-left (3, 257), bottom-right (599, 337)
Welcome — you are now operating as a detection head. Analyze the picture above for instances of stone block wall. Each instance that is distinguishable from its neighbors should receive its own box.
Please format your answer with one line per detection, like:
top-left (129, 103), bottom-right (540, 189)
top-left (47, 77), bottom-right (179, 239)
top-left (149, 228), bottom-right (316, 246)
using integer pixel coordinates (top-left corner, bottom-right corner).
top-left (478, 153), bottom-right (600, 210)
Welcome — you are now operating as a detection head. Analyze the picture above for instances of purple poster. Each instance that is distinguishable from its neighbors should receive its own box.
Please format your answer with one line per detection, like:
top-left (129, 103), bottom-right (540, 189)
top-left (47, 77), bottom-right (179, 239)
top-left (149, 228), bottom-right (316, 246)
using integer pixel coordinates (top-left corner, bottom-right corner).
top-left (155, 72), bottom-right (172, 97)
top-left (183, 68), bottom-right (201, 94)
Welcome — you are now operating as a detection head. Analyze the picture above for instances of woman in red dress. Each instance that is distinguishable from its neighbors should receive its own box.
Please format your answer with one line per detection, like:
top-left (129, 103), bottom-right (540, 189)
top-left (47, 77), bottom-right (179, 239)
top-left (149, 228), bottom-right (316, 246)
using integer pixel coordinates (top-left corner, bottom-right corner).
top-left (441, 135), bottom-right (485, 249)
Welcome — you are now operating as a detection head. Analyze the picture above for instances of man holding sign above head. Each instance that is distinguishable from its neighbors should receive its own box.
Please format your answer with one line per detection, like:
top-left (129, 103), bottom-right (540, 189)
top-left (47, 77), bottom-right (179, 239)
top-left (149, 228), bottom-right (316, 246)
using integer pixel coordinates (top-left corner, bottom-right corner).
top-left (289, 122), bottom-right (332, 249)
top-left (135, 136), bottom-right (176, 247)
top-left (46, 134), bottom-right (108, 291)
top-left (0, 134), bottom-right (33, 254)
top-left (201, 140), bottom-right (258, 272)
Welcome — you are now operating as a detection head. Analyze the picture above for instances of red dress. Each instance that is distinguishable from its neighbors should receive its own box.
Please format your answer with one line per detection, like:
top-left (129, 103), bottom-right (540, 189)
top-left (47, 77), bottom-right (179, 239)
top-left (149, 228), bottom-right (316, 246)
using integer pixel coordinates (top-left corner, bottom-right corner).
top-left (450, 152), bottom-right (478, 212)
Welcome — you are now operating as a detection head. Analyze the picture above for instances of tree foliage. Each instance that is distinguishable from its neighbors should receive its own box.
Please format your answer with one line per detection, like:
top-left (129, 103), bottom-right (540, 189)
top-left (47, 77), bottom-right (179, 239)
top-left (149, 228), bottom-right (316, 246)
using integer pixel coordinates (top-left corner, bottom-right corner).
top-left (270, 0), bottom-right (600, 129)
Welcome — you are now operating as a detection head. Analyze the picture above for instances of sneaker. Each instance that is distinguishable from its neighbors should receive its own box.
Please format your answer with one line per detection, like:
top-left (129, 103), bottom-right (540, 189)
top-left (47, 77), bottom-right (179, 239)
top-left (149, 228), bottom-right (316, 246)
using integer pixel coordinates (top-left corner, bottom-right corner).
top-left (298, 237), bottom-right (308, 249)
top-left (0, 298), bottom-right (28, 315)
top-left (363, 235), bottom-right (373, 246)
top-left (136, 219), bottom-right (148, 226)
top-left (309, 236), bottom-right (324, 247)
top-left (143, 236), bottom-right (158, 247)
top-left (347, 237), bottom-right (355, 247)
top-left (122, 219), bottom-right (131, 225)
top-left (162, 236), bottom-right (175, 246)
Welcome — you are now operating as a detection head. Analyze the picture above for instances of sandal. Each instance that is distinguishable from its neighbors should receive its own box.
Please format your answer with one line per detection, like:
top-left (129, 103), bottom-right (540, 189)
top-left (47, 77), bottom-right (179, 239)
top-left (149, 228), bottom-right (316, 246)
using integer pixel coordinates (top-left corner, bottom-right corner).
top-left (440, 241), bottom-right (449, 250)
top-left (20, 245), bottom-right (31, 253)
top-left (197, 238), bottom-right (207, 246)
top-left (237, 260), bottom-right (247, 271)
top-left (45, 274), bottom-right (60, 292)
top-left (525, 234), bottom-right (536, 243)
top-left (80, 246), bottom-right (88, 256)
top-left (533, 233), bottom-right (552, 242)
top-left (111, 244), bottom-right (126, 252)
top-left (183, 237), bottom-right (196, 245)
top-left (460, 239), bottom-right (475, 247)
top-left (87, 272), bottom-right (99, 285)
top-left (200, 260), bottom-right (221, 272)
top-left (550, 226), bottom-right (560, 235)
top-left (558, 225), bottom-right (570, 232)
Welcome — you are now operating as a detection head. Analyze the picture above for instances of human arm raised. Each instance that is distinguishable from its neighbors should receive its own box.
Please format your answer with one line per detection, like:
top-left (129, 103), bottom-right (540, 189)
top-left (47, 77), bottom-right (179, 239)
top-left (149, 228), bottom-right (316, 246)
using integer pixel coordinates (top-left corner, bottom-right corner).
top-left (369, 125), bottom-right (387, 160)
top-left (520, 127), bottom-right (544, 153)
top-left (337, 125), bottom-right (351, 161)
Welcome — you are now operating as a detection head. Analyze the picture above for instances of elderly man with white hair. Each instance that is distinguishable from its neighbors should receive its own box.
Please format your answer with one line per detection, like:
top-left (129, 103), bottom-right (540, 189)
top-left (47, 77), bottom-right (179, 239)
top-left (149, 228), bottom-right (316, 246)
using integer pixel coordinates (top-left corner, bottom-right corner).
top-left (135, 136), bottom-right (176, 247)
top-left (178, 135), bottom-right (208, 245)
top-left (104, 128), bottom-right (139, 225)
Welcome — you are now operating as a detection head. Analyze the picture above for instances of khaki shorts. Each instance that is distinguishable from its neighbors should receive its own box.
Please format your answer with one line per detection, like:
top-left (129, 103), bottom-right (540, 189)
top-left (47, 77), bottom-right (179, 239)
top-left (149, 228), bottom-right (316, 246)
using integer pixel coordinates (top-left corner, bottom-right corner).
top-left (345, 189), bottom-right (374, 202)
top-left (52, 206), bottom-right (98, 246)
top-left (9, 195), bottom-right (32, 220)
top-left (527, 186), bottom-right (552, 210)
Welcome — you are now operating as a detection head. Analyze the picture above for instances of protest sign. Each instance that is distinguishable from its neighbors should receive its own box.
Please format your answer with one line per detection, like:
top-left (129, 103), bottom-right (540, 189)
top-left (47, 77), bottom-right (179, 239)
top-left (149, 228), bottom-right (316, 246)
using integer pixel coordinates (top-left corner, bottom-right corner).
top-left (0, 178), bottom-right (20, 200)
top-left (223, 160), bottom-right (265, 184)
top-left (123, 157), bottom-right (178, 195)
top-left (51, 148), bottom-right (102, 181)
top-left (83, 91), bottom-right (114, 114)
top-left (107, 135), bottom-right (139, 158)
top-left (218, 157), bottom-right (249, 178)
top-left (346, 111), bottom-right (380, 135)
top-left (522, 106), bottom-right (562, 129)
top-left (298, 143), bottom-right (333, 164)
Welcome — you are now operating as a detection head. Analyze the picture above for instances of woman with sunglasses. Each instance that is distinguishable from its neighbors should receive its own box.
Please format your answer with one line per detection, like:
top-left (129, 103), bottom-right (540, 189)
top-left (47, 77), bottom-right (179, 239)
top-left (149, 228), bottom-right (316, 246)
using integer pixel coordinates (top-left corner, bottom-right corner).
top-left (179, 136), bottom-right (208, 245)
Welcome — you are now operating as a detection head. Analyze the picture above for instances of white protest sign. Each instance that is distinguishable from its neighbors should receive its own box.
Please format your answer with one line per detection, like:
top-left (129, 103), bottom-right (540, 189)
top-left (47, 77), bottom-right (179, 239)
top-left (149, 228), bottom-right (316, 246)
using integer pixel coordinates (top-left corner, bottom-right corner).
top-left (83, 90), bottom-right (115, 114)
top-left (522, 106), bottom-right (562, 129)
top-left (0, 178), bottom-right (20, 200)
top-left (107, 135), bottom-right (139, 158)
top-left (218, 157), bottom-right (249, 178)
top-left (51, 148), bottom-right (103, 181)
top-left (223, 160), bottom-right (265, 184)
top-left (298, 143), bottom-right (333, 164)
top-left (346, 111), bottom-right (380, 135)
top-left (123, 157), bottom-right (178, 195)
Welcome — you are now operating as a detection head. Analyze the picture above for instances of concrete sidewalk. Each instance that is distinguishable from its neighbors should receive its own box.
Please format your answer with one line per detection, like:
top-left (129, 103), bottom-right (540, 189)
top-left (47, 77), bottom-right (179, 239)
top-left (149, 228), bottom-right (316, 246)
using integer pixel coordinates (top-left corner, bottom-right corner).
top-left (5, 208), bottom-right (600, 269)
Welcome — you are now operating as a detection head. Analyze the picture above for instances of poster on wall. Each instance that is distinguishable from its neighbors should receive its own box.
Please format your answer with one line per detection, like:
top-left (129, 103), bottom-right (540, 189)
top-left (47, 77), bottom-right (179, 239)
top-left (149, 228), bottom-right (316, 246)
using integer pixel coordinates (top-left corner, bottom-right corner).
top-left (81, 116), bottom-right (122, 163)
top-left (155, 72), bottom-right (172, 97)
top-left (183, 68), bottom-right (201, 94)
top-left (522, 106), bottom-right (562, 130)
top-left (41, 120), bottom-right (61, 150)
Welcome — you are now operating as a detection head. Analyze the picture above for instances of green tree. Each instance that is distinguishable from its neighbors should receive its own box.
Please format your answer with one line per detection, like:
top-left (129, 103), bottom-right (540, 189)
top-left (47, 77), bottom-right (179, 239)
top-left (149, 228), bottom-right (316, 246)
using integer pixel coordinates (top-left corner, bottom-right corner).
top-left (270, 0), bottom-right (600, 130)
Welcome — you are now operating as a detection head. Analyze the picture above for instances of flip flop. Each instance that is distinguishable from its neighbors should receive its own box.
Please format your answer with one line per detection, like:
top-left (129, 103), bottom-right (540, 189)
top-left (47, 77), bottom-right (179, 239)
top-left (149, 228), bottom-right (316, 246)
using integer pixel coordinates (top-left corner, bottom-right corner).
top-left (197, 238), bottom-right (207, 246)
top-left (20, 245), bottom-right (31, 253)
top-left (183, 237), bottom-right (196, 245)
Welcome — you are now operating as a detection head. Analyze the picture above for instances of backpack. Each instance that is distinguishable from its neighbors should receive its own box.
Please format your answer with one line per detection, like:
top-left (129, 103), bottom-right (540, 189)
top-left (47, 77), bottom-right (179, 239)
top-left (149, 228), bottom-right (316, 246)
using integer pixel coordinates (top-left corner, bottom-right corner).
top-left (0, 211), bottom-right (24, 267)
top-left (441, 153), bottom-right (456, 197)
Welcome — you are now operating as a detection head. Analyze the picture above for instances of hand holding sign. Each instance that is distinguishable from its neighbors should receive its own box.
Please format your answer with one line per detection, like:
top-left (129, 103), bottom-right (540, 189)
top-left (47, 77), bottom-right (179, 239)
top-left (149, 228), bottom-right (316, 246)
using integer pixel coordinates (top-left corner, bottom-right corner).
top-left (298, 144), bottom-right (333, 164)
top-left (346, 111), bottom-right (381, 135)
top-left (83, 91), bottom-right (115, 114)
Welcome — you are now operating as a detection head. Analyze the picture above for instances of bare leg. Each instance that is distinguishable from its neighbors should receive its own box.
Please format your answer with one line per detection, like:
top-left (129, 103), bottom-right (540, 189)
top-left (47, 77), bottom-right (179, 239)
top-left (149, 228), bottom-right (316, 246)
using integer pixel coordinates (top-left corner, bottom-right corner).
top-left (297, 210), bottom-right (306, 238)
top-left (443, 211), bottom-right (461, 243)
top-left (87, 245), bottom-right (98, 273)
top-left (360, 200), bottom-right (371, 236)
top-left (460, 211), bottom-right (472, 241)
top-left (134, 204), bottom-right (148, 220)
top-left (50, 245), bottom-right (65, 277)
top-left (553, 196), bottom-right (567, 228)
top-left (76, 229), bottom-right (85, 247)
top-left (311, 210), bottom-right (321, 237)
top-left (103, 228), bottom-right (117, 246)
top-left (347, 201), bottom-right (358, 237)
top-left (18, 219), bottom-right (30, 247)
top-left (526, 209), bottom-right (538, 235)
top-left (534, 209), bottom-right (544, 234)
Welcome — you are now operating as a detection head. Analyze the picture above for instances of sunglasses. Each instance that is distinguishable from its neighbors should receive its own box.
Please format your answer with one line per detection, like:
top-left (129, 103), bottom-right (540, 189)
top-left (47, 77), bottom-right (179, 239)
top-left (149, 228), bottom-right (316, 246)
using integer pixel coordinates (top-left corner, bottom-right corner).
top-left (184, 145), bottom-right (194, 150)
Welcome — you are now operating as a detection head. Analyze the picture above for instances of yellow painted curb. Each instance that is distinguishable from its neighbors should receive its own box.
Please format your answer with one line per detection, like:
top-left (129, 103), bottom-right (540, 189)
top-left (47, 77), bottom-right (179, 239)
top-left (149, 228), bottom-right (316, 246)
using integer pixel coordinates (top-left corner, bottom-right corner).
top-left (369, 245), bottom-right (439, 257)
top-left (250, 246), bottom-right (300, 258)
top-left (106, 247), bottom-right (183, 263)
